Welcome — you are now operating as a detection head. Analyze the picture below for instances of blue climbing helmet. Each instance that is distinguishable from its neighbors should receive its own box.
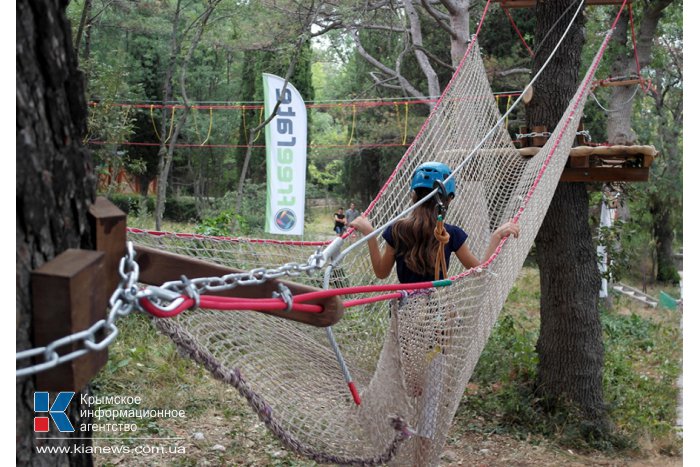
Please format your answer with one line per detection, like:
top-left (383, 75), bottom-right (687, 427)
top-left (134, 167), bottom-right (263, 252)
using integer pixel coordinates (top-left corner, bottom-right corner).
top-left (410, 161), bottom-right (456, 199)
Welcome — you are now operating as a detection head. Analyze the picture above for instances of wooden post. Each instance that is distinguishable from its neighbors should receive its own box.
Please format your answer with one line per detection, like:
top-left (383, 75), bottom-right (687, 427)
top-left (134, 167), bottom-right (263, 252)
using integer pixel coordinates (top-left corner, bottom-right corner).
top-left (31, 249), bottom-right (108, 391)
top-left (89, 197), bottom-right (126, 293)
top-left (518, 125), bottom-right (530, 148)
top-left (532, 125), bottom-right (548, 147)
top-left (135, 245), bottom-right (345, 328)
top-left (576, 122), bottom-right (586, 146)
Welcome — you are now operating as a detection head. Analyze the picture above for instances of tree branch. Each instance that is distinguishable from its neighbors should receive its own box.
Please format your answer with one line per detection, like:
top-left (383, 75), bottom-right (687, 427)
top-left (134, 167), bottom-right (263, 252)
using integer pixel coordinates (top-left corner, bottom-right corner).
top-left (438, 0), bottom-right (460, 16)
top-left (350, 28), bottom-right (427, 100)
top-left (413, 44), bottom-right (455, 71)
top-left (496, 67), bottom-right (531, 77)
top-left (420, 0), bottom-right (458, 39)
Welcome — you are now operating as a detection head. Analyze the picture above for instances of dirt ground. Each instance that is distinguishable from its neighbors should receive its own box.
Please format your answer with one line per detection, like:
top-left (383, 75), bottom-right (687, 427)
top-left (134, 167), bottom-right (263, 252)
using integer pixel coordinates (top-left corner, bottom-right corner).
top-left (95, 387), bottom-right (683, 466)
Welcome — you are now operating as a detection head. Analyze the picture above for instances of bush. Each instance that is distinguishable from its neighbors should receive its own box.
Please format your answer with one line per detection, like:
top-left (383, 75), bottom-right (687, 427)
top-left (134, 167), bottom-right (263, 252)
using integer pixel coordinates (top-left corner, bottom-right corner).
top-left (105, 193), bottom-right (200, 223)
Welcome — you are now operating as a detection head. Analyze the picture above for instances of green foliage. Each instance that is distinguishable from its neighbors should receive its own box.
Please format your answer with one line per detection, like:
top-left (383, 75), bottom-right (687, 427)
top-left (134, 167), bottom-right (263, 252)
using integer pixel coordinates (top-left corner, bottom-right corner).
top-left (107, 193), bottom-right (199, 223)
top-left (458, 269), bottom-right (681, 453)
top-left (601, 309), bottom-right (681, 449)
top-left (194, 185), bottom-right (266, 237)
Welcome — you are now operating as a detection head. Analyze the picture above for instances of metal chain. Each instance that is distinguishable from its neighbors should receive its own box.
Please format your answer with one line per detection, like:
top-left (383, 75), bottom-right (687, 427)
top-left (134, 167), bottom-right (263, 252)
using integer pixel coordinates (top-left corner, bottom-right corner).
top-left (153, 250), bottom-right (326, 296)
top-left (16, 242), bottom-right (331, 378)
top-left (515, 130), bottom-right (591, 142)
top-left (16, 242), bottom-right (141, 378)
top-left (515, 131), bottom-right (552, 139)
top-left (576, 130), bottom-right (592, 142)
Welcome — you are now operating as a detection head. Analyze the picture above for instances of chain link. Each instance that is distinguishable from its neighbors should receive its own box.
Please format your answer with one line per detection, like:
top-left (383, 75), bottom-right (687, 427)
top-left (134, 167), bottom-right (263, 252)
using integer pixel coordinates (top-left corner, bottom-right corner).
top-left (156, 251), bottom-right (326, 296)
top-left (515, 130), bottom-right (591, 142)
top-left (515, 131), bottom-right (552, 140)
top-left (16, 243), bottom-right (142, 378)
top-left (16, 243), bottom-right (329, 378)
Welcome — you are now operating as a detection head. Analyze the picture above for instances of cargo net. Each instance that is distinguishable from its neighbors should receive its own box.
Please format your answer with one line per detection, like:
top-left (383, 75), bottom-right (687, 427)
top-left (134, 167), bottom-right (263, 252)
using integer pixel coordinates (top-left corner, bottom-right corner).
top-left (129, 29), bottom-right (610, 465)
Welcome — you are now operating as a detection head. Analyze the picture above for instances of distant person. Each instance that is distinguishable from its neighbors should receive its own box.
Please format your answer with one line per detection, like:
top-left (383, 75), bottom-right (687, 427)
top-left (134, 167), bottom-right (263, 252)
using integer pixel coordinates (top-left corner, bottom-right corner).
top-left (345, 202), bottom-right (361, 241)
top-left (333, 208), bottom-right (346, 236)
top-left (345, 203), bottom-right (360, 225)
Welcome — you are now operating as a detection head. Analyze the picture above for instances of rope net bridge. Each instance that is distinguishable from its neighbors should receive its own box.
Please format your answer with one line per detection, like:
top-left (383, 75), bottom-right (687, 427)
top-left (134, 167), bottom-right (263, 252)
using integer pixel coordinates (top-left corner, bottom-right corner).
top-left (125, 9), bottom-right (624, 463)
top-left (17, 1), bottom-right (631, 464)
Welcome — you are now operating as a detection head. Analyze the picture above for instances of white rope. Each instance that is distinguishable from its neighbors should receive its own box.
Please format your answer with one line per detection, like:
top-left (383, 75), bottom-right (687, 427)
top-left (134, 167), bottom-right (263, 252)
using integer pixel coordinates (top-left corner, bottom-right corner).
top-left (590, 84), bottom-right (640, 113)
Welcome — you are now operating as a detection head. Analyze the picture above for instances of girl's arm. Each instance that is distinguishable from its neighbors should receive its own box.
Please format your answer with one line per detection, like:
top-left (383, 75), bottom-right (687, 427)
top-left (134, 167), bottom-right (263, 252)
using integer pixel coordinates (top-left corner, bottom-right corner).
top-left (350, 216), bottom-right (395, 279)
top-left (455, 221), bottom-right (520, 269)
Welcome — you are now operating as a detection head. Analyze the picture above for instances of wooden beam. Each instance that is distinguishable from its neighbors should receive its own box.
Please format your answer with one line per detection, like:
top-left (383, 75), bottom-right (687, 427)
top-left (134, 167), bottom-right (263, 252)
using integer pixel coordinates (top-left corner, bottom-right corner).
top-left (497, 0), bottom-right (631, 8)
top-left (561, 167), bottom-right (649, 182)
top-left (89, 197), bottom-right (126, 294)
top-left (597, 78), bottom-right (645, 88)
top-left (135, 245), bottom-right (344, 328)
top-left (32, 249), bottom-right (108, 391)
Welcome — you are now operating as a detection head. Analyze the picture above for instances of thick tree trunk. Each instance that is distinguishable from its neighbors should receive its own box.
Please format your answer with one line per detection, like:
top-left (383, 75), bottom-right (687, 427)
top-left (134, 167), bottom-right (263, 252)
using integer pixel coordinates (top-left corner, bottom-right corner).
top-left (527, 0), bottom-right (609, 430)
top-left (606, 2), bottom-right (672, 144)
top-left (534, 185), bottom-right (607, 422)
top-left (651, 202), bottom-right (677, 282)
top-left (17, 0), bottom-right (96, 464)
top-left (155, 0), bottom-right (182, 230)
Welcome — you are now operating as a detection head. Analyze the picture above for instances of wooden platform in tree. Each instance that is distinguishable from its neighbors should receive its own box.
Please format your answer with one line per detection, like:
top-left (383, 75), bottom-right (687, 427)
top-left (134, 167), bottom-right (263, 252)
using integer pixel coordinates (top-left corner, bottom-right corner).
top-left (519, 145), bottom-right (656, 182)
top-left (497, 0), bottom-right (631, 8)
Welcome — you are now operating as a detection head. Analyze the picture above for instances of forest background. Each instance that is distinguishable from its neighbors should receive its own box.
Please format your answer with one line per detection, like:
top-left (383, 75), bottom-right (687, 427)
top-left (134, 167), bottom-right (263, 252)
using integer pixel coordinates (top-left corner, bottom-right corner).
top-left (13, 0), bottom-right (688, 464)
top-left (67, 0), bottom-right (681, 287)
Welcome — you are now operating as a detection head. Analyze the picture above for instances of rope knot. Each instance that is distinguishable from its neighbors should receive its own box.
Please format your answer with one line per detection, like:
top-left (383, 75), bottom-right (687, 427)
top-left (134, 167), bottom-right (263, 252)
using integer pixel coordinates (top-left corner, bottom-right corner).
top-left (434, 216), bottom-right (450, 280)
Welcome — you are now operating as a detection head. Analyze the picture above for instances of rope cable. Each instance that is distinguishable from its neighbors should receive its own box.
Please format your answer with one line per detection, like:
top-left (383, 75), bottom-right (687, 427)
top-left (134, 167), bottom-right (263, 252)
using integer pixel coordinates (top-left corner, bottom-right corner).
top-left (150, 104), bottom-right (162, 141)
top-left (502, 6), bottom-right (534, 57)
top-left (200, 107), bottom-right (214, 145)
top-left (250, 106), bottom-right (264, 143)
top-left (347, 104), bottom-right (356, 146)
top-left (402, 102), bottom-right (409, 145)
top-left (590, 84), bottom-right (640, 113)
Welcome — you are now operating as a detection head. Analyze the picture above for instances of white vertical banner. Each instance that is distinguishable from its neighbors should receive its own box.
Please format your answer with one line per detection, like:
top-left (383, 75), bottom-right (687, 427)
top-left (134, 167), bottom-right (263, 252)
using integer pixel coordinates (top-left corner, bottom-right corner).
top-left (263, 73), bottom-right (307, 235)
top-left (598, 199), bottom-right (614, 298)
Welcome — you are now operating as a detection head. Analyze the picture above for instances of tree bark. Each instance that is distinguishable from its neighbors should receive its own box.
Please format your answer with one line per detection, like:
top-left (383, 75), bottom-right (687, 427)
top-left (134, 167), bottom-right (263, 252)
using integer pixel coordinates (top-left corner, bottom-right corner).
top-left (527, 0), bottom-right (610, 430)
top-left (606, 1), bottom-right (673, 144)
top-left (17, 0), bottom-right (96, 464)
top-left (154, 0), bottom-right (182, 230)
top-left (73, 0), bottom-right (92, 59)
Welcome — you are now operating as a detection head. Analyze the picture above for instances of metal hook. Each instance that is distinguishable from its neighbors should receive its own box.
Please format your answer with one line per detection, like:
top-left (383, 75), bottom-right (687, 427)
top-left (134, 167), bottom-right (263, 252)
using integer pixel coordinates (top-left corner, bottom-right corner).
top-left (272, 283), bottom-right (294, 313)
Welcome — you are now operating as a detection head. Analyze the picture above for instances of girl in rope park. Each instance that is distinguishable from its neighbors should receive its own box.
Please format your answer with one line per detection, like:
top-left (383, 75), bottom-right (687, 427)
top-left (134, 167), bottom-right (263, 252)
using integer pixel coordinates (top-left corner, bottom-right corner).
top-left (350, 161), bottom-right (520, 449)
top-left (349, 161), bottom-right (520, 283)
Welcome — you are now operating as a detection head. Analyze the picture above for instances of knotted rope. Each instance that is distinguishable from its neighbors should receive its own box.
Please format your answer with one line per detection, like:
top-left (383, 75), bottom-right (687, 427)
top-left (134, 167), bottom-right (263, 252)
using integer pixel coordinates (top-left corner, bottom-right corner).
top-left (433, 215), bottom-right (450, 281)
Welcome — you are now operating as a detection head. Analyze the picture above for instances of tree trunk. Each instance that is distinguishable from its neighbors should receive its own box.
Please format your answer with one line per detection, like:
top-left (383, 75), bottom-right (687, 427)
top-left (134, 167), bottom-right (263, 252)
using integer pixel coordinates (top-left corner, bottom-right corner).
top-left (606, 1), bottom-right (673, 144)
top-left (527, 0), bottom-right (610, 431)
top-left (446, 1), bottom-right (469, 66)
top-left (17, 0), bottom-right (96, 464)
top-left (73, 0), bottom-right (92, 59)
top-left (651, 201), bottom-right (677, 282)
top-left (154, 0), bottom-right (182, 230)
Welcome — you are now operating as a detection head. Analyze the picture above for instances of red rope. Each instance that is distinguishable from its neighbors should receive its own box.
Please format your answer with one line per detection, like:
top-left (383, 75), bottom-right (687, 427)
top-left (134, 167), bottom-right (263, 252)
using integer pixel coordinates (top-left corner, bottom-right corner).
top-left (89, 140), bottom-right (412, 150)
top-left (128, 227), bottom-right (330, 247)
top-left (89, 99), bottom-right (440, 111)
top-left (502, 6), bottom-right (534, 58)
top-left (363, 0), bottom-right (494, 217)
top-left (139, 280), bottom-right (448, 318)
top-left (628, 3), bottom-right (641, 77)
top-left (451, 0), bottom-right (631, 283)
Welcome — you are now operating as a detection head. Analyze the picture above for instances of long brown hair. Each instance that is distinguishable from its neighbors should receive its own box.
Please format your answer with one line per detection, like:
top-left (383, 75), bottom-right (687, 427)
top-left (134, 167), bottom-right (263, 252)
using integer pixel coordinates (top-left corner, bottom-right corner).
top-left (391, 188), bottom-right (444, 276)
